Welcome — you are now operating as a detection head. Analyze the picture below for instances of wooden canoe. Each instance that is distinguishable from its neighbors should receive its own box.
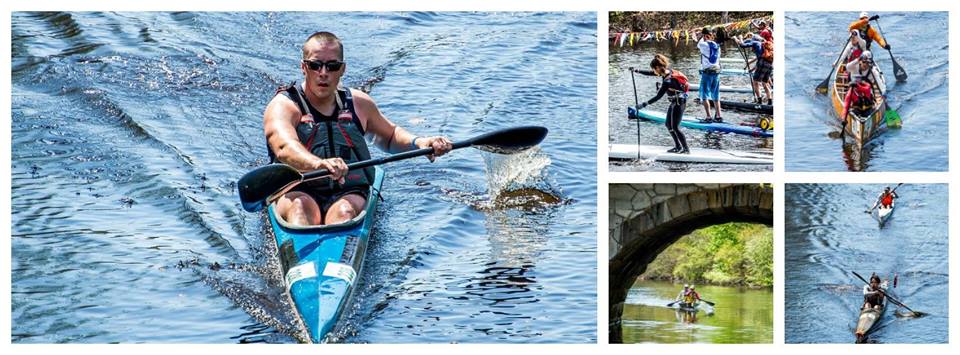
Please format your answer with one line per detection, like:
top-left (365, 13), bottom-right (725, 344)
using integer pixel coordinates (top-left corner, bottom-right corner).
top-left (831, 63), bottom-right (887, 149)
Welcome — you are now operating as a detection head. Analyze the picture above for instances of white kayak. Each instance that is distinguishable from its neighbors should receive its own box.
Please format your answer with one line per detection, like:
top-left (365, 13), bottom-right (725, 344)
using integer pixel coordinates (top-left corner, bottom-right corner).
top-left (877, 199), bottom-right (895, 227)
top-left (609, 144), bottom-right (773, 165)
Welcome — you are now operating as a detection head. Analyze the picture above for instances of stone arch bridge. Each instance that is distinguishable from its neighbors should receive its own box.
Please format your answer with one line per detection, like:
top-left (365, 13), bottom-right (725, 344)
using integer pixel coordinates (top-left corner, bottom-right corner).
top-left (608, 184), bottom-right (773, 343)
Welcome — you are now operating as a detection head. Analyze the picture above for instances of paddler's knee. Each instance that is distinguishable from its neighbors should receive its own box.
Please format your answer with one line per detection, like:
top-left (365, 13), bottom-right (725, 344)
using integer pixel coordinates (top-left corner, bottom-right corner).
top-left (278, 192), bottom-right (323, 226)
top-left (324, 196), bottom-right (364, 225)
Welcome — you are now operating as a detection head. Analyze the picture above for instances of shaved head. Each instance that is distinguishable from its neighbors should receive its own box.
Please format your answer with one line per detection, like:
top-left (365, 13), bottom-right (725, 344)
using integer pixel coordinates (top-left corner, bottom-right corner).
top-left (302, 31), bottom-right (343, 60)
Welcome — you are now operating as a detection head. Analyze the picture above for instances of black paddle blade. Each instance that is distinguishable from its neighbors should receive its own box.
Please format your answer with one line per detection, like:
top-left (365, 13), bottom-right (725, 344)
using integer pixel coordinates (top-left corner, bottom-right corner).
top-left (815, 78), bottom-right (830, 94)
top-left (468, 126), bottom-right (548, 154)
top-left (892, 58), bottom-right (908, 82)
top-left (238, 164), bottom-right (303, 212)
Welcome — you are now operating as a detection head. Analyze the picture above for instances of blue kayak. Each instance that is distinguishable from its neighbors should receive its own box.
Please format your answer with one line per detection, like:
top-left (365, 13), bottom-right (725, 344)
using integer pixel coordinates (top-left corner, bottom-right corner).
top-left (267, 166), bottom-right (385, 343)
top-left (627, 107), bottom-right (773, 138)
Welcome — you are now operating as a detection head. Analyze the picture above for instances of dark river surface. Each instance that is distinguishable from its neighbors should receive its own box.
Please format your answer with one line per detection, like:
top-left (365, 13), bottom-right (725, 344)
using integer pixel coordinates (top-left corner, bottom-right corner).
top-left (785, 184), bottom-right (948, 343)
top-left (609, 40), bottom-right (773, 172)
top-left (11, 12), bottom-right (597, 343)
top-left (784, 12), bottom-right (949, 172)
top-left (622, 280), bottom-right (773, 344)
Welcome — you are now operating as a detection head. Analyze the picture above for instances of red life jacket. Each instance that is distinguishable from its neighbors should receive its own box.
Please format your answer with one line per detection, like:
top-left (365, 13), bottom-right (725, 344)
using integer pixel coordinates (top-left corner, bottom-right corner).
top-left (881, 193), bottom-right (893, 206)
top-left (669, 70), bottom-right (689, 93)
top-left (850, 82), bottom-right (874, 113)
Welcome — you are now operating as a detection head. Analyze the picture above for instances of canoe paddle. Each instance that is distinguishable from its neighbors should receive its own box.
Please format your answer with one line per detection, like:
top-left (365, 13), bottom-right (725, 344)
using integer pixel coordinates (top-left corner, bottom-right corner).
top-left (865, 182), bottom-right (903, 214)
top-left (237, 126), bottom-right (549, 212)
top-left (871, 17), bottom-right (907, 83)
top-left (816, 35), bottom-right (853, 94)
top-left (851, 271), bottom-right (922, 316)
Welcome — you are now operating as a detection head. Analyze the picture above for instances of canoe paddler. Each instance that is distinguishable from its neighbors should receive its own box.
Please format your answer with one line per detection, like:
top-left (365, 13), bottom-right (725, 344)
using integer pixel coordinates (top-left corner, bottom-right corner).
top-left (838, 30), bottom-right (868, 67)
top-left (849, 12), bottom-right (890, 52)
top-left (264, 31), bottom-right (452, 227)
top-left (875, 186), bottom-right (899, 209)
top-left (633, 53), bottom-right (690, 154)
top-left (841, 80), bottom-right (875, 119)
top-left (697, 27), bottom-right (723, 123)
top-left (845, 51), bottom-right (887, 94)
top-left (862, 274), bottom-right (886, 310)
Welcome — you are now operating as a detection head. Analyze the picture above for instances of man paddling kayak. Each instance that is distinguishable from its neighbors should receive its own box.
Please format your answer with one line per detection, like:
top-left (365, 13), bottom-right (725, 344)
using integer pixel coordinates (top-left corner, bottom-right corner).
top-left (264, 31), bottom-right (452, 227)
top-left (632, 53), bottom-right (690, 153)
top-left (862, 274), bottom-right (886, 310)
top-left (874, 186), bottom-right (899, 209)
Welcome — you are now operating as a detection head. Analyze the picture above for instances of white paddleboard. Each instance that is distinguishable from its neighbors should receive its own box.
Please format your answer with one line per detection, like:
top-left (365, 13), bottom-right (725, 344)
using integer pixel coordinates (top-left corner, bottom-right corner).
top-left (609, 144), bottom-right (773, 165)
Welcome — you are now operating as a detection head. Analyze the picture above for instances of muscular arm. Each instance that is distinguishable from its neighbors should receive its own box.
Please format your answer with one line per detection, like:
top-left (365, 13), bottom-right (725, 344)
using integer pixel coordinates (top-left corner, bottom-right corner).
top-left (351, 89), bottom-right (418, 153)
top-left (263, 94), bottom-right (322, 171)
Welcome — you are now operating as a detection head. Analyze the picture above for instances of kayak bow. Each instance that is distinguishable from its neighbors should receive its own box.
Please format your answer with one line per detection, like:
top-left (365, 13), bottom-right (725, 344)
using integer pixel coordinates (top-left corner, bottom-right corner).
top-left (268, 166), bottom-right (385, 343)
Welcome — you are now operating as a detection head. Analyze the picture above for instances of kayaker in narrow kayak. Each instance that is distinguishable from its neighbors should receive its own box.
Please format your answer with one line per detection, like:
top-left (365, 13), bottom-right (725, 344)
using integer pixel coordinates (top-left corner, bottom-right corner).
top-left (862, 273), bottom-right (886, 310)
top-left (697, 27), bottom-right (723, 123)
top-left (633, 53), bottom-right (690, 153)
top-left (874, 186), bottom-right (899, 209)
top-left (263, 31), bottom-right (453, 226)
top-left (849, 12), bottom-right (889, 52)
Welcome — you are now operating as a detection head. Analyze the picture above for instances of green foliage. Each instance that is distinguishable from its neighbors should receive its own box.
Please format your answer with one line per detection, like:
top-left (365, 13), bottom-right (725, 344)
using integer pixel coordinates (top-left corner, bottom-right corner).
top-left (639, 223), bottom-right (773, 287)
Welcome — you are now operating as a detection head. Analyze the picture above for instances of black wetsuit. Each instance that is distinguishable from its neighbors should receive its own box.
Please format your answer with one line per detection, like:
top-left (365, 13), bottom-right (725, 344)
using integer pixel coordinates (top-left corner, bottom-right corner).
top-left (643, 70), bottom-right (689, 152)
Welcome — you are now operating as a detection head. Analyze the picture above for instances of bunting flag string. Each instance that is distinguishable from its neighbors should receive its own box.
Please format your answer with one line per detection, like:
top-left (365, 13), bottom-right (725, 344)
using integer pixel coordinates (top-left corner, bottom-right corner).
top-left (610, 15), bottom-right (774, 48)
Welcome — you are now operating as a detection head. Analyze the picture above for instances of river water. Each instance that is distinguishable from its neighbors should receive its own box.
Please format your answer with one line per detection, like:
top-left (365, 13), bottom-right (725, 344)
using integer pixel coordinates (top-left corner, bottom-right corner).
top-left (609, 40), bottom-right (773, 172)
top-left (785, 184), bottom-right (948, 343)
top-left (622, 280), bottom-right (773, 343)
top-left (11, 12), bottom-right (597, 343)
top-left (784, 12), bottom-right (949, 172)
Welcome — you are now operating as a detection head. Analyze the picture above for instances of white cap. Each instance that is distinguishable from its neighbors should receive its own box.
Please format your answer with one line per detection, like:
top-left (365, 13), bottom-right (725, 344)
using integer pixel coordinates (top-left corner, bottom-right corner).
top-left (860, 11), bottom-right (869, 19)
top-left (690, 285), bottom-right (696, 289)
top-left (850, 30), bottom-right (861, 38)
top-left (860, 50), bottom-right (873, 61)
top-left (684, 284), bottom-right (689, 288)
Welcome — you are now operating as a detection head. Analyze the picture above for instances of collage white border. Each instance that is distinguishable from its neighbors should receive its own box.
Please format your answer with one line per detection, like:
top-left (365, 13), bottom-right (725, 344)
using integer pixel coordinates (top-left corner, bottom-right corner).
top-left (2, 0), bottom-right (956, 353)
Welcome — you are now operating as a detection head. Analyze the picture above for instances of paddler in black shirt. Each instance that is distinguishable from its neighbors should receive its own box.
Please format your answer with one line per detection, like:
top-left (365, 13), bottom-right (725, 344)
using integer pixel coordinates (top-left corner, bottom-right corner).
top-left (634, 54), bottom-right (690, 154)
top-left (263, 32), bottom-right (453, 227)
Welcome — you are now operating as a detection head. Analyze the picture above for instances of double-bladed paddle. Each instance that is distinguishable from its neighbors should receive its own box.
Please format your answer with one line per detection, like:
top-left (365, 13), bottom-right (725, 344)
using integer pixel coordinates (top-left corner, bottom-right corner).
top-left (865, 182), bottom-right (903, 214)
top-left (237, 126), bottom-right (548, 212)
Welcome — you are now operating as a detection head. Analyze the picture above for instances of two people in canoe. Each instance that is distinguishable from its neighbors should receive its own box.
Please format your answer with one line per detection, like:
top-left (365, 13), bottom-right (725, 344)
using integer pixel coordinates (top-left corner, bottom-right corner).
top-left (733, 29), bottom-right (774, 105)
top-left (862, 273), bottom-right (887, 310)
top-left (675, 284), bottom-right (702, 309)
top-left (634, 54), bottom-right (690, 154)
top-left (697, 27), bottom-right (723, 123)
top-left (263, 31), bottom-right (453, 227)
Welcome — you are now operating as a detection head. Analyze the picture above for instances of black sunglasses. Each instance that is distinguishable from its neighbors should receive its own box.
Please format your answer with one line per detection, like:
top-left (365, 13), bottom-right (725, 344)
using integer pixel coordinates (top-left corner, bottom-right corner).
top-left (303, 59), bottom-right (344, 72)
